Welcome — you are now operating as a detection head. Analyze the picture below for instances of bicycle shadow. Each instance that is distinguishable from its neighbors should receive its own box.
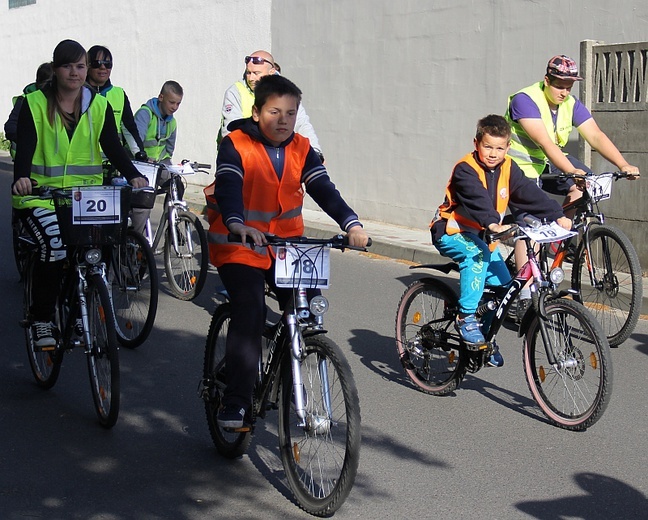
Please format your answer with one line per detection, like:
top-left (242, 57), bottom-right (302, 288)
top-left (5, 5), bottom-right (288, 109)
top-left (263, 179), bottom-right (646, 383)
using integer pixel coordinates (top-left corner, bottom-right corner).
top-left (516, 472), bottom-right (648, 519)
top-left (631, 332), bottom-right (648, 357)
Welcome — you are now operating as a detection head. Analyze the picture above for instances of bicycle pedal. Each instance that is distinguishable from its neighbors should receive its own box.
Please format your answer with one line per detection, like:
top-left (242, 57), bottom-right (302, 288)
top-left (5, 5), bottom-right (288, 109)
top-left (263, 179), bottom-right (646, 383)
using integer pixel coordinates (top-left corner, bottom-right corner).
top-left (224, 425), bottom-right (252, 433)
top-left (464, 341), bottom-right (489, 351)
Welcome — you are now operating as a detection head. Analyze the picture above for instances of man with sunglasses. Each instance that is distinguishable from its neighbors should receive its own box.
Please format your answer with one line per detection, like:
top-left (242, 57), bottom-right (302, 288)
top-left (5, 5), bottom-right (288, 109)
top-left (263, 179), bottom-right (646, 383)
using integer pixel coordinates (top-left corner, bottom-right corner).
top-left (217, 50), bottom-right (323, 160)
top-left (85, 45), bottom-right (147, 162)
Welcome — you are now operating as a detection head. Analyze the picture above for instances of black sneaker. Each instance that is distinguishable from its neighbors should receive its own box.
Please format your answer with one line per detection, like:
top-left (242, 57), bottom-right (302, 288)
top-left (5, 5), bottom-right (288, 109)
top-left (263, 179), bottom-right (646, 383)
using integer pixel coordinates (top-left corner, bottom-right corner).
top-left (32, 321), bottom-right (56, 349)
top-left (516, 298), bottom-right (532, 323)
top-left (217, 406), bottom-right (246, 429)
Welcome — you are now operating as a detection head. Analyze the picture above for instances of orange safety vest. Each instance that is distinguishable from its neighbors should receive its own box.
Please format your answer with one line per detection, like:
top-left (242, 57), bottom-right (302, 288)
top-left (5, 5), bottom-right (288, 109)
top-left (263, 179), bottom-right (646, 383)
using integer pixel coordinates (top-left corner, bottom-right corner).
top-left (206, 131), bottom-right (310, 268)
top-left (431, 153), bottom-right (511, 251)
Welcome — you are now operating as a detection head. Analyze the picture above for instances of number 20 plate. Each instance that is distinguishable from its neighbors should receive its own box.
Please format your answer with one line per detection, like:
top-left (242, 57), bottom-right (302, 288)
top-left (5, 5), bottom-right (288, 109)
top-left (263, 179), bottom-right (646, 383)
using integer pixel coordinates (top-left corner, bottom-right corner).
top-left (275, 245), bottom-right (330, 289)
top-left (71, 187), bottom-right (121, 225)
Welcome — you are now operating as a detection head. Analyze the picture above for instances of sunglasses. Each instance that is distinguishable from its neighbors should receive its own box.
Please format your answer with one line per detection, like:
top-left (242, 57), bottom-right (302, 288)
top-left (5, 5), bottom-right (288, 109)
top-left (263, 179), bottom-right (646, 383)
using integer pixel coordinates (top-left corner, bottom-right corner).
top-left (245, 56), bottom-right (274, 67)
top-left (90, 59), bottom-right (113, 69)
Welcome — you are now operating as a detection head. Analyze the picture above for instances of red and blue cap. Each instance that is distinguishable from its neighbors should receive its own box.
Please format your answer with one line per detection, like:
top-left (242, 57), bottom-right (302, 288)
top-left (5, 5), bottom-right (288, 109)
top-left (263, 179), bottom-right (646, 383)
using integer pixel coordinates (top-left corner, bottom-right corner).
top-left (546, 55), bottom-right (583, 81)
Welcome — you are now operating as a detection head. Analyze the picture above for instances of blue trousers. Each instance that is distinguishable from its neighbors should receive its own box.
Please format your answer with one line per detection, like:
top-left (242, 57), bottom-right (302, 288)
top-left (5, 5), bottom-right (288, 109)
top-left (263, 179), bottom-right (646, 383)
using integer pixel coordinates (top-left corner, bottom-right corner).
top-left (435, 232), bottom-right (511, 315)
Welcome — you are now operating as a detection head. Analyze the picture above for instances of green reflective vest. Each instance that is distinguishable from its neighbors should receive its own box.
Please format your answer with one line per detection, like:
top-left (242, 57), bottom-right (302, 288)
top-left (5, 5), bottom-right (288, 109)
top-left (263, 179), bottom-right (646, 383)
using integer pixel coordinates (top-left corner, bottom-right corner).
top-left (13, 89), bottom-right (106, 210)
top-left (104, 85), bottom-right (125, 137)
top-left (141, 105), bottom-right (176, 161)
top-left (506, 81), bottom-right (576, 178)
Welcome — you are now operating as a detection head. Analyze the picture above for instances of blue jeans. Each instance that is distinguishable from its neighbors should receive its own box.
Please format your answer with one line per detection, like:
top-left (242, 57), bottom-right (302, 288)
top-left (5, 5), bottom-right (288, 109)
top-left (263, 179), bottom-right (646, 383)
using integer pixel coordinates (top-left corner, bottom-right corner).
top-left (435, 232), bottom-right (511, 315)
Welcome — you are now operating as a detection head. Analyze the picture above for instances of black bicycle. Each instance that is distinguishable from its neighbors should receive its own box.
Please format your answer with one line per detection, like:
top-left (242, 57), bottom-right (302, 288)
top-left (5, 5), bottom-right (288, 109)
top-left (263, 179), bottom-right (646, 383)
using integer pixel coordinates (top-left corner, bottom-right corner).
top-left (395, 222), bottom-right (613, 431)
top-left (18, 185), bottom-right (126, 428)
top-left (200, 234), bottom-right (367, 516)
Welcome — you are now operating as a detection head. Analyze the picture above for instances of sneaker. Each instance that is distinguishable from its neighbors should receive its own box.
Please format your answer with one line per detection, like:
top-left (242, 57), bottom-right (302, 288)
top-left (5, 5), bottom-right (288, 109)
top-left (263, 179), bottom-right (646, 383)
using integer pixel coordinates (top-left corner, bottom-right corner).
top-left (516, 298), bottom-right (532, 323)
top-left (487, 342), bottom-right (504, 367)
top-left (455, 314), bottom-right (485, 344)
top-left (32, 321), bottom-right (56, 349)
top-left (217, 406), bottom-right (246, 429)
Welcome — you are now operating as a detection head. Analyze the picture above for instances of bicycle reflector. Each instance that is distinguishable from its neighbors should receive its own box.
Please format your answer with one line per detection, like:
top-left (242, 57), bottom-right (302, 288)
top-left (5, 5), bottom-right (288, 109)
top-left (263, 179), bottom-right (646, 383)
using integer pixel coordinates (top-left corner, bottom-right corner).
top-left (85, 248), bottom-right (102, 265)
top-left (549, 267), bottom-right (565, 285)
top-left (309, 295), bottom-right (329, 316)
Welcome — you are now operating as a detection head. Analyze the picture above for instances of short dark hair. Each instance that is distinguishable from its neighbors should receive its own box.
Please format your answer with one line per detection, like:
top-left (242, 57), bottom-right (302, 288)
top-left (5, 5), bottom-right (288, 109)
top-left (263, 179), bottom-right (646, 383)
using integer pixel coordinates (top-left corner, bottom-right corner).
top-left (253, 74), bottom-right (302, 110)
top-left (475, 114), bottom-right (511, 142)
top-left (160, 80), bottom-right (183, 97)
top-left (88, 45), bottom-right (113, 63)
top-left (35, 62), bottom-right (53, 88)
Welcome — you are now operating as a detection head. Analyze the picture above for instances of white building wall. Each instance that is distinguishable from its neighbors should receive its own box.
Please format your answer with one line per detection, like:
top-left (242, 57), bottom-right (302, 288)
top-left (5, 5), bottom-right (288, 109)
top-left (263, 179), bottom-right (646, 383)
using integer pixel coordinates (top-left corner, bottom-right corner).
top-left (0, 0), bottom-right (271, 185)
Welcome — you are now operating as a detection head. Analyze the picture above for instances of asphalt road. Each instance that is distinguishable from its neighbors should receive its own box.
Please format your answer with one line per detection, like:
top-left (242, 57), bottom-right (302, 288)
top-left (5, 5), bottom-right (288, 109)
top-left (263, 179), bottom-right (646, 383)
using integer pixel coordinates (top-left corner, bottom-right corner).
top-left (1, 168), bottom-right (647, 519)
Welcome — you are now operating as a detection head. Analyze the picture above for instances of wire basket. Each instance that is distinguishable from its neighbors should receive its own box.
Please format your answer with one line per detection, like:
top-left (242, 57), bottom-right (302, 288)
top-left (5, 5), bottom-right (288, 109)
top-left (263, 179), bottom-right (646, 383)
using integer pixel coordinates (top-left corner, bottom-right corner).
top-left (130, 186), bottom-right (157, 209)
top-left (52, 185), bottom-right (131, 246)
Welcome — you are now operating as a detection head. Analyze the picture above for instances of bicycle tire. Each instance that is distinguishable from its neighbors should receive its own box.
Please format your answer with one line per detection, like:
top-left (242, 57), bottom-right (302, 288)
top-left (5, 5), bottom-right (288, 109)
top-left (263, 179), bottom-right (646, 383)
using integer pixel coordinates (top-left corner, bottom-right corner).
top-left (163, 211), bottom-right (208, 301)
top-left (110, 229), bottom-right (159, 348)
top-left (23, 255), bottom-right (62, 389)
top-left (12, 210), bottom-right (29, 279)
top-left (523, 298), bottom-right (612, 431)
top-left (571, 224), bottom-right (642, 347)
top-left (203, 303), bottom-right (252, 458)
top-left (395, 279), bottom-right (465, 395)
top-left (86, 273), bottom-right (120, 428)
top-left (278, 334), bottom-right (361, 516)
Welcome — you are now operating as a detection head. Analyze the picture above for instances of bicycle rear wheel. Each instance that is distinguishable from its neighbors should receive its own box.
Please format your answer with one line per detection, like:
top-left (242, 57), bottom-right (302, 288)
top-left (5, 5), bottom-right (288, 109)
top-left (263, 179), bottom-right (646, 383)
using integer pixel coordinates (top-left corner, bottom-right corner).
top-left (164, 211), bottom-right (208, 301)
top-left (278, 335), bottom-right (360, 516)
top-left (395, 279), bottom-right (465, 395)
top-left (202, 303), bottom-right (252, 458)
top-left (110, 229), bottom-right (159, 348)
top-left (86, 273), bottom-right (120, 428)
top-left (23, 256), bottom-right (62, 389)
top-left (571, 224), bottom-right (642, 347)
top-left (523, 298), bottom-right (612, 431)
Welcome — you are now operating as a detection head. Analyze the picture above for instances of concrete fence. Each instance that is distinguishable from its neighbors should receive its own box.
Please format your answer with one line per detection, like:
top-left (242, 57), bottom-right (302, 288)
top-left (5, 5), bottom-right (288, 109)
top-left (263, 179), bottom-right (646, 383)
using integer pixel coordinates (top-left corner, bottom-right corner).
top-left (580, 39), bottom-right (648, 273)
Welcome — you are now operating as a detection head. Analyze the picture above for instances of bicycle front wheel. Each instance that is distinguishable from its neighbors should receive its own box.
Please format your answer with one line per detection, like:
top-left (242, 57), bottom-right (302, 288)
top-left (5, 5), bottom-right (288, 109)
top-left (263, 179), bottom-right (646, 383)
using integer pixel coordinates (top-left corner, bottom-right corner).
top-left (202, 303), bottom-right (252, 458)
top-left (571, 224), bottom-right (642, 347)
top-left (278, 335), bottom-right (360, 516)
top-left (523, 298), bottom-right (612, 431)
top-left (110, 229), bottom-right (159, 348)
top-left (23, 256), bottom-right (62, 389)
top-left (164, 211), bottom-right (208, 301)
top-left (395, 279), bottom-right (465, 395)
top-left (86, 273), bottom-right (120, 428)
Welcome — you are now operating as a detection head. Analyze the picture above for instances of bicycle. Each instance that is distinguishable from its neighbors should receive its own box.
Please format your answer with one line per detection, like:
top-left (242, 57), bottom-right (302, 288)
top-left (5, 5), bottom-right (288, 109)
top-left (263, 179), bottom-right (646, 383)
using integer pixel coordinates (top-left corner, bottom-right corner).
top-left (505, 171), bottom-right (642, 346)
top-left (395, 222), bottom-right (613, 431)
top-left (199, 234), bottom-right (368, 516)
top-left (136, 160), bottom-right (211, 301)
top-left (18, 185), bottom-right (126, 428)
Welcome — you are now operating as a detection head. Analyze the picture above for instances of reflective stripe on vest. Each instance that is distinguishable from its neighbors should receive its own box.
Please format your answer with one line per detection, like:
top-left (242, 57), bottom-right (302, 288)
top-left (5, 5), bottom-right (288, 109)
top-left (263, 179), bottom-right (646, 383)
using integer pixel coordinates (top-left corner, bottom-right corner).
top-left (235, 81), bottom-right (255, 118)
top-left (207, 131), bottom-right (310, 268)
top-left (141, 105), bottom-right (177, 161)
top-left (506, 82), bottom-right (576, 178)
top-left (104, 86), bottom-right (125, 136)
top-left (431, 153), bottom-right (511, 251)
top-left (13, 90), bottom-right (106, 210)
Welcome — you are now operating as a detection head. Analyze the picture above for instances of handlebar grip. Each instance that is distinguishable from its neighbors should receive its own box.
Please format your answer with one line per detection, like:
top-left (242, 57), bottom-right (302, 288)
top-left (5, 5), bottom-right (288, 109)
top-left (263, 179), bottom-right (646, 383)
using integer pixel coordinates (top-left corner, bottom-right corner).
top-left (485, 224), bottom-right (518, 244)
top-left (194, 163), bottom-right (212, 170)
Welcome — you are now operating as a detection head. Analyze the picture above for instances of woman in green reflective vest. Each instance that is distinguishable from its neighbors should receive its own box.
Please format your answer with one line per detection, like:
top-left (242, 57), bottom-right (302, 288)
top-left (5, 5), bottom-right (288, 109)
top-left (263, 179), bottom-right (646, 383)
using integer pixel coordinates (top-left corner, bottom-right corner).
top-left (11, 39), bottom-right (147, 349)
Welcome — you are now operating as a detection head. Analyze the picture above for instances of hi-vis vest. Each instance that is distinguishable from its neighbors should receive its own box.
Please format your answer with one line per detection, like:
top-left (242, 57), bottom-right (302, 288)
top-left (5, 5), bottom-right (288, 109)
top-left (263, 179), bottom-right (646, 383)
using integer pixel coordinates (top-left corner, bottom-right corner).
top-left (431, 153), bottom-right (511, 251)
top-left (216, 81), bottom-right (254, 147)
top-left (140, 105), bottom-right (176, 161)
top-left (206, 131), bottom-right (310, 269)
top-left (103, 85), bottom-right (125, 137)
top-left (506, 81), bottom-right (576, 178)
top-left (12, 90), bottom-right (106, 210)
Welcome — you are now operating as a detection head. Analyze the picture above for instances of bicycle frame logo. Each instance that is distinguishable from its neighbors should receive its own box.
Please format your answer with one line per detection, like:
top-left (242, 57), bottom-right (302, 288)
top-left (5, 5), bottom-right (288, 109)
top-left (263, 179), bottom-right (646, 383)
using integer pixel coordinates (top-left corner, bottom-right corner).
top-left (496, 277), bottom-right (525, 321)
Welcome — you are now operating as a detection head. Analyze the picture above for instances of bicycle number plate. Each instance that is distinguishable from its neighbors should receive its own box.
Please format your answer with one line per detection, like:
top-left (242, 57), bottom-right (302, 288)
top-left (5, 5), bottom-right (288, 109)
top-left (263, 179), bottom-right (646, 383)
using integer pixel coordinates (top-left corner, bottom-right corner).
top-left (166, 163), bottom-right (195, 176)
top-left (521, 222), bottom-right (577, 244)
top-left (132, 161), bottom-right (158, 186)
top-left (275, 245), bottom-right (330, 289)
top-left (71, 187), bottom-right (121, 225)
top-left (586, 174), bottom-right (613, 201)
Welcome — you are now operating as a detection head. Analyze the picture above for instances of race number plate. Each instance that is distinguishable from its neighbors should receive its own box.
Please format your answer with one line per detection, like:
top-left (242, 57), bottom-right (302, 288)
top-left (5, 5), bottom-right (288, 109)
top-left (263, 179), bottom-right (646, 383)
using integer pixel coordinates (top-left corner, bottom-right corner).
top-left (521, 222), bottom-right (577, 244)
top-left (275, 245), bottom-right (331, 289)
top-left (71, 187), bottom-right (121, 225)
top-left (586, 173), bottom-right (613, 201)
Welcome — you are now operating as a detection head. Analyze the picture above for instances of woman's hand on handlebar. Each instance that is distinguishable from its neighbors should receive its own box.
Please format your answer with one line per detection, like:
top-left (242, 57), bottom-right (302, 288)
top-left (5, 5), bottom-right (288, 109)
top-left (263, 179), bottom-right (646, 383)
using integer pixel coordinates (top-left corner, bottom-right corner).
top-left (12, 177), bottom-right (36, 196)
top-left (228, 222), bottom-right (267, 248)
top-left (345, 225), bottom-right (369, 249)
top-left (556, 216), bottom-right (572, 231)
top-left (130, 176), bottom-right (149, 189)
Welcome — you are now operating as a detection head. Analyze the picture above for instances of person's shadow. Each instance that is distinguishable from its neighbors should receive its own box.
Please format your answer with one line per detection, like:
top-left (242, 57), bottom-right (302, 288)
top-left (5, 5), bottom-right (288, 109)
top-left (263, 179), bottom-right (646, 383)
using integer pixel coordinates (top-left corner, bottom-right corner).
top-left (517, 472), bottom-right (648, 519)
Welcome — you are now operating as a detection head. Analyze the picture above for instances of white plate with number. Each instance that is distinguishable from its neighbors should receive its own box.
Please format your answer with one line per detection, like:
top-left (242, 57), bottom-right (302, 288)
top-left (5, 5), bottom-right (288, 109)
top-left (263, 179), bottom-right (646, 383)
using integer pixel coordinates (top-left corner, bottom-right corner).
top-left (275, 244), bottom-right (331, 289)
top-left (521, 222), bottom-right (577, 244)
top-left (71, 186), bottom-right (122, 225)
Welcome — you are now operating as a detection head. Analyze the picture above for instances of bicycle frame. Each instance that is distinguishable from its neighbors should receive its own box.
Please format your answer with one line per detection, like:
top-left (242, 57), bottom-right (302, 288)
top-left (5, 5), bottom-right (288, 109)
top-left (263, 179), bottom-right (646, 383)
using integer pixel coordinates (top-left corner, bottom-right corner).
top-left (145, 171), bottom-right (189, 255)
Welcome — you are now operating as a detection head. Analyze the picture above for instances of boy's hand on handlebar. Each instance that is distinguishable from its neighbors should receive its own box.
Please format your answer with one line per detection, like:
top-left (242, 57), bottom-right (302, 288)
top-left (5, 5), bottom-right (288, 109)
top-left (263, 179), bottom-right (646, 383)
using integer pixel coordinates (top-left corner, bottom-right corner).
top-left (571, 169), bottom-right (588, 188)
top-left (130, 177), bottom-right (149, 188)
top-left (12, 177), bottom-right (36, 196)
top-left (556, 216), bottom-right (572, 230)
top-left (345, 225), bottom-right (369, 249)
top-left (228, 222), bottom-right (267, 247)
top-left (620, 164), bottom-right (640, 180)
top-left (487, 223), bottom-right (511, 235)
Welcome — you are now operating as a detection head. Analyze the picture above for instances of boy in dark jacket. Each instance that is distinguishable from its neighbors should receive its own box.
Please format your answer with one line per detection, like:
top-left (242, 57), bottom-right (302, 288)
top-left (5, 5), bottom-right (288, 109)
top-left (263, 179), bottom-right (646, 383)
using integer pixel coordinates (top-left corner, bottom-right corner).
top-left (430, 114), bottom-right (571, 366)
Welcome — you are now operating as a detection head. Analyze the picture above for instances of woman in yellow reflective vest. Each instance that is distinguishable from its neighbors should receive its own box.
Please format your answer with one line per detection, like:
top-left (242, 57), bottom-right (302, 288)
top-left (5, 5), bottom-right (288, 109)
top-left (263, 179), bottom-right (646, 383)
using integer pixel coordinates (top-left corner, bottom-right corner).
top-left (11, 39), bottom-right (147, 349)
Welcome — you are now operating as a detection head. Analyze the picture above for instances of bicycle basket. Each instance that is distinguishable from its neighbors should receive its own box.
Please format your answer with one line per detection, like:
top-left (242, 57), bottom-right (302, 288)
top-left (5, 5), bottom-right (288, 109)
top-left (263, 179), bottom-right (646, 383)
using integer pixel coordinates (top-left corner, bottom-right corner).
top-left (52, 185), bottom-right (131, 246)
top-left (130, 186), bottom-right (157, 209)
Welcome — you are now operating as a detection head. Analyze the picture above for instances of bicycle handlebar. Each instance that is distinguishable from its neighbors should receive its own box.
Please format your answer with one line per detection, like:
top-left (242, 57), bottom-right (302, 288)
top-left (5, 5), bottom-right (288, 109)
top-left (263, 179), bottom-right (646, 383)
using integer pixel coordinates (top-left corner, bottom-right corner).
top-left (540, 171), bottom-right (631, 181)
top-left (227, 232), bottom-right (372, 252)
